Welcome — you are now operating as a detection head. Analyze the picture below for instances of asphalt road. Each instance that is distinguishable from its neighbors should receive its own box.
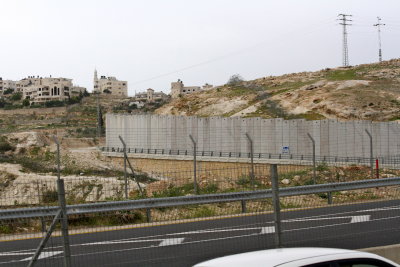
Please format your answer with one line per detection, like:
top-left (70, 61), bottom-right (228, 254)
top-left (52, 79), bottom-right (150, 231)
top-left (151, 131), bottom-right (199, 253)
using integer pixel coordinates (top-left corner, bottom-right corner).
top-left (1, 199), bottom-right (400, 267)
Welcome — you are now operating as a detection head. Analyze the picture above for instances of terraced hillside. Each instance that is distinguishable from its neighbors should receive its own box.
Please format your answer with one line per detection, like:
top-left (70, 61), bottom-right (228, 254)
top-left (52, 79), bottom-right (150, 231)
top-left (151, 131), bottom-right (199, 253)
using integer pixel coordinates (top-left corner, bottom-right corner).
top-left (156, 59), bottom-right (400, 121)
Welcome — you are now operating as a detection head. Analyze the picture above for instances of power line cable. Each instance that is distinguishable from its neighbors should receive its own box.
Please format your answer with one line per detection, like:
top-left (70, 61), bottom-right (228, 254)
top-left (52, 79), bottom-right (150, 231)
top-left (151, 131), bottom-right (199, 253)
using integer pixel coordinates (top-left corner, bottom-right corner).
top-left (129, 17), bottom-right (337, 85)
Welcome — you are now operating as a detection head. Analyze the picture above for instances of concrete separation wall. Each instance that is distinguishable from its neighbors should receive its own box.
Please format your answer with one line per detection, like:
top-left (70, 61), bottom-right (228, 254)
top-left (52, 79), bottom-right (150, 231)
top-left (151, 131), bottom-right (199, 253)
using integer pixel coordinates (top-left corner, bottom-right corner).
top-left (360, 244), bottom-right (400, 264)
top-left (106, 114), bottom-right (400, 158)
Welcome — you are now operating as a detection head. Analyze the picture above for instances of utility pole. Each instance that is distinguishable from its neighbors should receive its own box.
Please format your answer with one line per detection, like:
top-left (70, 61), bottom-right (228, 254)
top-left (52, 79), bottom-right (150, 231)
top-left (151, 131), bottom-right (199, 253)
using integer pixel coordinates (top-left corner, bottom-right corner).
top-left (374, 17), bottom-right (385, 62)
top-left (338, 14), bottom-right (353, 67)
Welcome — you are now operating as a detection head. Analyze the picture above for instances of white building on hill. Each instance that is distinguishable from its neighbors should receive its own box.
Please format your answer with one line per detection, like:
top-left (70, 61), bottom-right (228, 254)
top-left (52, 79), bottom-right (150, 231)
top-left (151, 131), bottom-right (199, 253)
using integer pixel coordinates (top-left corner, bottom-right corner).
top-left (93, 70), bottom-right (128, 96)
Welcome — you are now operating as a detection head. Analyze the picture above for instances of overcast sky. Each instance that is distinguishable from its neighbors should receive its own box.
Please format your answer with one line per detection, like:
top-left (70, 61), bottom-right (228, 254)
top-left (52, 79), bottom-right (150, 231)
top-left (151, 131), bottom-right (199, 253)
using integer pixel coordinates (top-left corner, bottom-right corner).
top-left (1, 0), bottom-right (399, 95)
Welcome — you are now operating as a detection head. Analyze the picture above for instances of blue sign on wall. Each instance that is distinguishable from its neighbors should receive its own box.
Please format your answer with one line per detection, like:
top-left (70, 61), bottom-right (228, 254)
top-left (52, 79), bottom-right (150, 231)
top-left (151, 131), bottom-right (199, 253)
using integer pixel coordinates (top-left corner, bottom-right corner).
top-left (282, 146), bottom-right (290, 154)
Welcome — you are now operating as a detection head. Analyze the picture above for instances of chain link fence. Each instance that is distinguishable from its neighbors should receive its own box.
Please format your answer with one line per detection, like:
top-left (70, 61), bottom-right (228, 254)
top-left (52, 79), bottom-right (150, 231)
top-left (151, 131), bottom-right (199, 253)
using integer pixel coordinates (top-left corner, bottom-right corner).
top-left (1, 167), bottom-right (400, 266)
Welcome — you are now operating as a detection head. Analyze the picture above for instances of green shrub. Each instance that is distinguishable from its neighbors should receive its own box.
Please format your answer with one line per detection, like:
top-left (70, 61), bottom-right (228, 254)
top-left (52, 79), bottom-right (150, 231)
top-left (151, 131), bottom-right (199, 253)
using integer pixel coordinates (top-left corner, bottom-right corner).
top-left (3, 88), bottom-right (14, 95)
top-left (18, 157), bottom-right (55, 173)
top-left (200, 184), bottom-right (219, 194)
top-left (153, 183), bottom-right (194, 198)
top-left (0, 225), bottom-right (13, 234)
top-left (0, 137), bottom-right (14, 152)
top-left (42, 189), bottom-right (58, 204)
top-left (236, 175), bottom-right (262, 188)
top-left (316, 162), bottom-right (329, 172)
top-left (192, 206), bottom-right (216, 218)
top-left (22, 99), bottom-right (30, 107)
top-left (44, 100), bottom-right (64, 107)
top-left (10, 92), bottom-right (22, 101)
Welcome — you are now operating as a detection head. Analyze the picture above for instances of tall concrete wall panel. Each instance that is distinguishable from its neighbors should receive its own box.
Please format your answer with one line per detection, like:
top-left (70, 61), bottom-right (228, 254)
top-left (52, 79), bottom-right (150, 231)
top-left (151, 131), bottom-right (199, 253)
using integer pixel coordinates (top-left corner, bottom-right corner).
top-left (297, 119), bottom-right (308, 157)
top-left (282, 120), bottom-right (290, 154)
top-left (274, 119), bottom-right (283, 155)
top-left (320, 120), bottom-right (329, 156)
top-left (105, 114), bottom-right (400, 158)
top-left (380, 122), bottom-right (390, 157)
top-left (288, 120), bottom-right (298, 155)
top-left (263, 119), bottom-right (275, 154)
top-left (311, 120), bottom-right (321, 157)
top-left (337, 122), bottom-right (346, 157)
top-left (363, 121), bottom-right (373, 158)
top-left (353, 121), bottom-right (363, 158)
top-left (328, 120), bottom-right (338, 158)
top-left (216, 117), bottom-right (225, 152)
top-left (233, 117), bottom-right (241, 154)
top-left (389, 122), bottom-right (399, 156)
top-left (252, 118), bottom-right (262, 154)
top-left (344, 121), bottom-right (355, 158)
top-left (371, 122), bottom-right (381, 158)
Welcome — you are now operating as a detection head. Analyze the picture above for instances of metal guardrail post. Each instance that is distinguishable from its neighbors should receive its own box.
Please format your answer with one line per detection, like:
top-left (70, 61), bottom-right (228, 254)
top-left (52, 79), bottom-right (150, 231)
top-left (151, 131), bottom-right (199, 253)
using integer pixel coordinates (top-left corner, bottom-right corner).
top-left (245, 133), bottom-right (255, 190)
top-left (119, 136), bottom-right (129, 199)
top-left (365, 129), bottom-right (374, 178)
top-left (327, 192), bottom-right (333, 204)
top-left (57, 179), bottom-right (72, 267)
top-left (270, 164), bottom-right (282, 248)
top-left (146, 208), bottom-right (152, 223)
top-left (189, 135), bottom-right (198, 194)
top-left (241, 200), bottom-right (247, 213)
top-left (307, 133), bottom-right (316, 184)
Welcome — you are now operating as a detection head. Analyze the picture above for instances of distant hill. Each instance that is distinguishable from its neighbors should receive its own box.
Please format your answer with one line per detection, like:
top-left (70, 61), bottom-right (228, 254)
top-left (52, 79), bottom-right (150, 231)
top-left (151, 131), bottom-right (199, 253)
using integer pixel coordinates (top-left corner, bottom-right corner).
top-left (156, 59), bottom-right (400, 121)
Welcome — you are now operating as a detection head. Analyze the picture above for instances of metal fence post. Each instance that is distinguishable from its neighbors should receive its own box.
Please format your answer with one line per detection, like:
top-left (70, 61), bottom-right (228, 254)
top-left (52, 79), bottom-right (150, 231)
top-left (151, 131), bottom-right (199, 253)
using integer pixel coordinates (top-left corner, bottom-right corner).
top-left (53, 136), bottom-right (61, 181)
top-left (365, 129), bottom-right (374, 178)
top-left (119, 135), bottom-right (129, 199)
top-left (270, 164), bottom-right (282, 248)
top-left (327, 192), bottom-right (333, 204)
top-left (57, 179), bottom-right (72, 267)
top-left (241, 200), bottom-right (247, 213)
top-left (28, 210), bottom-right (63, 267)
top-left (307, 133), bottom-right (316, 184)
top-left (245, 133), bottom-right (255, 190)
top-left (189, 135), bottom-right (198, 194)
top-left (36, 181), bottom-right (46, 233)
top-left (146, 208), bottom-right (152, 223)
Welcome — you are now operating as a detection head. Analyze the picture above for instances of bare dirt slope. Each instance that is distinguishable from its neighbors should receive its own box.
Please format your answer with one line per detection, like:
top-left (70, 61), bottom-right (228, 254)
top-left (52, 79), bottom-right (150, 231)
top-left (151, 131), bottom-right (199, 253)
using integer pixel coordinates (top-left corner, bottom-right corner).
top-left (156, 59), bottom-right (400, 121)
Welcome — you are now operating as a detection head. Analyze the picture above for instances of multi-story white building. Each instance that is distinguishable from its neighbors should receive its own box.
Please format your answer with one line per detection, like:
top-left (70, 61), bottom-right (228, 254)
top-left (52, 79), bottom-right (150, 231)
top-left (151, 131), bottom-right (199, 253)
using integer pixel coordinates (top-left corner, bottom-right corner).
top-left (0, 79), bottom-right (16, 95)
top-left (170, 79), bottom-right (213, 98)
top-left (93, 70), bottom-right (127, 96)
top-left (21, 76), bottom-right (73, 103)
top-left (135, 88), bottom-right (168, 103)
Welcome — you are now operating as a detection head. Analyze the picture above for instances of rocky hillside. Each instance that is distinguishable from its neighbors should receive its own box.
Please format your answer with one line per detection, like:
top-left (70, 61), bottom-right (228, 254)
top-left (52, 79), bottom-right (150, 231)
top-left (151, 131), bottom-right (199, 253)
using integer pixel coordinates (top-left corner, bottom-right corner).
top-left (156, 59), bottom-right (400, 121)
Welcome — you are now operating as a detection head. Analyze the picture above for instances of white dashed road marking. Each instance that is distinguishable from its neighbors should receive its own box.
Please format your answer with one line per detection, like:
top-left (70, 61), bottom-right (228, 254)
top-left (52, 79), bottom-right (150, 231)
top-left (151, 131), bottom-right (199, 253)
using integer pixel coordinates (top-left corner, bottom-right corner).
top-left (350, 215), bottom-right (370, 223)
top-left (159, 238), bottom-right (185, 246)
top-left (21, 251), bottom-right (63, 262)
top-left (260, 226), bottom-right (275, 234)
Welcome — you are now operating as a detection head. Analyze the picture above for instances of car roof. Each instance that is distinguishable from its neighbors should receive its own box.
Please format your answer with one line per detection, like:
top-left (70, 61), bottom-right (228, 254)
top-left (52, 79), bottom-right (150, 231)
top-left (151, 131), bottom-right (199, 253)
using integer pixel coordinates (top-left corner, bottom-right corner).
top-left (193, 247), bottom-right (397, 267)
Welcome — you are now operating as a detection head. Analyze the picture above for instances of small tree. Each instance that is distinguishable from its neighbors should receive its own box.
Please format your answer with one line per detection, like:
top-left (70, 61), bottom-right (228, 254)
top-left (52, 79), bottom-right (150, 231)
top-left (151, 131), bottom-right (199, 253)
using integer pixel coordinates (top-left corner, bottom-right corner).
top-left (3, 88), bottom-right (14, 95)
top-left (227, 74), bottom-right (244, 86)
top-left (22, 99), bottom-right (30, 107)
top-left (10, 92), bottom-right (22, 101)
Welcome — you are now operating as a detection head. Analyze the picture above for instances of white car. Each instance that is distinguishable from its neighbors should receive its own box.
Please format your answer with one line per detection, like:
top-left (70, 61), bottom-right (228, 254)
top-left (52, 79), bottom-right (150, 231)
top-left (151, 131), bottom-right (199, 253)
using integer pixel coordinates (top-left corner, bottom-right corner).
top-left (193, 247), bottom-right (400, 267)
